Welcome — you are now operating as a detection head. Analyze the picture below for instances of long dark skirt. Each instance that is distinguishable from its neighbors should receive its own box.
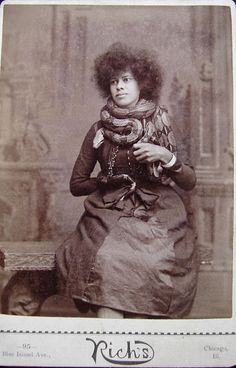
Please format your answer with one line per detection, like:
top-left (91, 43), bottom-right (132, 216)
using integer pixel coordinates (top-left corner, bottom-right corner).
top-left (56, 184), bottom-right (198, 317)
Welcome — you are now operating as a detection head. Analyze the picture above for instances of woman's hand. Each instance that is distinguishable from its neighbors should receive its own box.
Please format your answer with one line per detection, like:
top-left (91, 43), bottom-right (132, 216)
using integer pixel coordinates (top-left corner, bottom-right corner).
top-left (132, 142), bottom-right (173, 164)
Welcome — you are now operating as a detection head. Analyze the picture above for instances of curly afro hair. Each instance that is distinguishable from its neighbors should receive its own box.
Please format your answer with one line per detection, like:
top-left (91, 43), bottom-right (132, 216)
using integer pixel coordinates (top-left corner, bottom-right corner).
top-left (94, 42), bottom-right (163, 102)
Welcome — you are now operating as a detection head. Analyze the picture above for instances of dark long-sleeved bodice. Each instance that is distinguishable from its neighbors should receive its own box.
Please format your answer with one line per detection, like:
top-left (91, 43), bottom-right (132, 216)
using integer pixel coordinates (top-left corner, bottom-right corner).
top-left (70, 122), bottom-right (196, 197)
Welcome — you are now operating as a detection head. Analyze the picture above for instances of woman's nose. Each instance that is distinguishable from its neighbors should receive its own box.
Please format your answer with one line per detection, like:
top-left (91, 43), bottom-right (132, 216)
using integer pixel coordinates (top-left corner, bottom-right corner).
top-left (116, 79), bottom-right (124, 90)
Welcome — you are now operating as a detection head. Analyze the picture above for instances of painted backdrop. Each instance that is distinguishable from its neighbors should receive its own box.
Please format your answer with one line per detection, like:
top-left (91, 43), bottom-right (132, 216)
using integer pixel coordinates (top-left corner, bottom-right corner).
top-left (0, 4), bottom-right (233, 317)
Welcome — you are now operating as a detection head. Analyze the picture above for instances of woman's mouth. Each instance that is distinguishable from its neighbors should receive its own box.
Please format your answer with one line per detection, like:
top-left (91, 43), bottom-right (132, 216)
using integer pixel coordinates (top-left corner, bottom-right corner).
top-left (116, 93), bottom-right (127, 97)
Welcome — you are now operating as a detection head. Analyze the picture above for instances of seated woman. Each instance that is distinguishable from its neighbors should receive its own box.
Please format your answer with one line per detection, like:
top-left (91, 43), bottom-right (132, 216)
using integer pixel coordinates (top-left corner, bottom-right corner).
top-left (56, 42), bottom-right (198, 319)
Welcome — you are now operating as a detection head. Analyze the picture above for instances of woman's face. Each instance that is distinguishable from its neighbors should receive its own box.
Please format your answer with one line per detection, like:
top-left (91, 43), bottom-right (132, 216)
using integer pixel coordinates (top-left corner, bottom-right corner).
top-left (110, 70), bottom-right (140, 108)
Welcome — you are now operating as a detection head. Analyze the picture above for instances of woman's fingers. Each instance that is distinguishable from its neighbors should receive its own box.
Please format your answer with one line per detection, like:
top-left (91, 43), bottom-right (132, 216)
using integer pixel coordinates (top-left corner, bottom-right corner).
top-left (133, 148), bottom-right (145, 157)
top-left (133, 150), bottom-right (149, 161)
top-left (135, 155), bottom-right (154, 163)
top-left (133, 142), bottom-right (144, 149)
top-left (133, 143), bottom-right (160, 162)
top-left (132, 143), bottom-right (172, 164)
top-left (133, 151), bottom-right (155, 163)
top-left (133, 143), bottom-right (150, 156)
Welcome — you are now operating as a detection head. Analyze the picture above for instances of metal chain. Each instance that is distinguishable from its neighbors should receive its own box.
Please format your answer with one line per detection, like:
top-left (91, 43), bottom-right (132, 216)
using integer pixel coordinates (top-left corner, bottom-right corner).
top-left (107, 145), bottom-right (119, 177)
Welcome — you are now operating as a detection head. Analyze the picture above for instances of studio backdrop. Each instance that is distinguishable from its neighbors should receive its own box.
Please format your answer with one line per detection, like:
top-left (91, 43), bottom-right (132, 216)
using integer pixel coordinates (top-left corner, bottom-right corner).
top-left (0, 4), bottom-right (233, 318)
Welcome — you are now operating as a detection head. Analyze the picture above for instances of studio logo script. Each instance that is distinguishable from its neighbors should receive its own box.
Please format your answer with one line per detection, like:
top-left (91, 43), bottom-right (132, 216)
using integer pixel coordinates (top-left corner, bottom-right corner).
top-left (86, 337), bottom-right (154, 365)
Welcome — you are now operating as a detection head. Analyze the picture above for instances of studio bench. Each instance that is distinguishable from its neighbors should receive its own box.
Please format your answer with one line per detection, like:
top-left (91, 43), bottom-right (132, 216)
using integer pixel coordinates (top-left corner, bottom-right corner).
top-left (0, 241), bottom-right (59, 315)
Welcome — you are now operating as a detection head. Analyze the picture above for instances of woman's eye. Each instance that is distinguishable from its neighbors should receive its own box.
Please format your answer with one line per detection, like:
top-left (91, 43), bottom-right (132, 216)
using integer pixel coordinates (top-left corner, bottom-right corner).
top-left (110, 80), bottom-right (117, 85)
top-left (123, 77), bottom-right (130, 82)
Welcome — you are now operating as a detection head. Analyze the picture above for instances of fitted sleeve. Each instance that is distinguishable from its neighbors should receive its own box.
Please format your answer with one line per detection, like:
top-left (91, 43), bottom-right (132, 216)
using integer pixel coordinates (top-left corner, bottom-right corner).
top-left (166, 161), bottom-right (196, 191)
top-left (154, 106), bottom-right (196, 191)
top-left (70, 123), bottom-right (98, 196)
top-left (166, 122), bottom-right (197, 191)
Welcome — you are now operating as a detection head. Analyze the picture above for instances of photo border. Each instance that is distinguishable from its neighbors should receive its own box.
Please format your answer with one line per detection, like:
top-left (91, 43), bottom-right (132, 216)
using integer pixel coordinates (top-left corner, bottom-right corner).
top-left (0, 0), bottom-right (235, 366)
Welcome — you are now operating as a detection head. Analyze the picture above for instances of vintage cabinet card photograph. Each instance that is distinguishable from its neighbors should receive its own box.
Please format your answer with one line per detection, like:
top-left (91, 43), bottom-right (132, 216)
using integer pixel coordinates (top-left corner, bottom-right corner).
top-left (0, 0), bottom-right (235, 366)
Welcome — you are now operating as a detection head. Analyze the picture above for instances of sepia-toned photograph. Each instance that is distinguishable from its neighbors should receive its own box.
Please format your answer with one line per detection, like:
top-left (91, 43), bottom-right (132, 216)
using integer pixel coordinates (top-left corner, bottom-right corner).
top-left (0, 0), bottom-right (235, 366)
